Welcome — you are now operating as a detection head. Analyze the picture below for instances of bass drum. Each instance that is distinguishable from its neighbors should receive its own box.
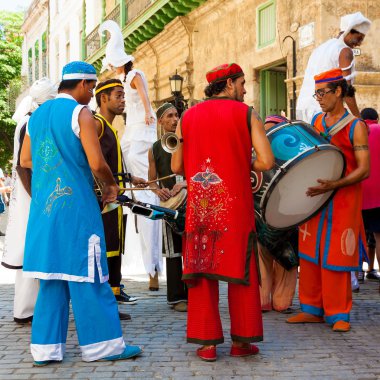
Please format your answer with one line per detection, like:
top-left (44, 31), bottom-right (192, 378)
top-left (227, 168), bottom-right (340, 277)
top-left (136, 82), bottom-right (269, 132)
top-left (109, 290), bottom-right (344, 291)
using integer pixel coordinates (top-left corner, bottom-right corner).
top-left (160, 188), bottom-right (187, 235)
top-left (252, 170), bottom-right (298, 270)
top-left (255, 121), bottom-right (345, 230)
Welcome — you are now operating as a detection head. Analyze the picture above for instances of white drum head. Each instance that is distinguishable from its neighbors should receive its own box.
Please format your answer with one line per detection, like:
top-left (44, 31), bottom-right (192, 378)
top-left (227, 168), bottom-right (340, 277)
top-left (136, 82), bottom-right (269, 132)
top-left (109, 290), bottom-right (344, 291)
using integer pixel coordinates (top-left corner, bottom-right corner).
top-left (264, 148), bottom-right (344, 229)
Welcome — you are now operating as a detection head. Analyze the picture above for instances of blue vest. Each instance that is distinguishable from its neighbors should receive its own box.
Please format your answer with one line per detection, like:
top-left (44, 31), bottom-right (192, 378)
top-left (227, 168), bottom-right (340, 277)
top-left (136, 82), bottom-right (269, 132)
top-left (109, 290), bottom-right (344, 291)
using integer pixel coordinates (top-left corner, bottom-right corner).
top-left (23, 96), bottom-right (108, 282)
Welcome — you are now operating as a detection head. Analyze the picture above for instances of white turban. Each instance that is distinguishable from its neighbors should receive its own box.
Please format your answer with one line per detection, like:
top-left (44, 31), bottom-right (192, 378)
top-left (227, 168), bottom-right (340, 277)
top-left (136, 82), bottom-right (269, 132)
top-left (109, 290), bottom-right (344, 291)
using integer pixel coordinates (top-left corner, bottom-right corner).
top-left (99, 20), bottom-right (134, 73)
top-left (340, 12), bottom-right (371, 39)
top-left (12, 77), bottom-right (57, 123)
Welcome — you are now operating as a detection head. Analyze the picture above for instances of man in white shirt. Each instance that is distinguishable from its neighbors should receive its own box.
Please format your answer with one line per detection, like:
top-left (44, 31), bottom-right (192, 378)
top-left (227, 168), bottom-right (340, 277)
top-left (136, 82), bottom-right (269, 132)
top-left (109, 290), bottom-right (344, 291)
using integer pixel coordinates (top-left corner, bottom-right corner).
top-left (296, 12), bottom-right (371, 123)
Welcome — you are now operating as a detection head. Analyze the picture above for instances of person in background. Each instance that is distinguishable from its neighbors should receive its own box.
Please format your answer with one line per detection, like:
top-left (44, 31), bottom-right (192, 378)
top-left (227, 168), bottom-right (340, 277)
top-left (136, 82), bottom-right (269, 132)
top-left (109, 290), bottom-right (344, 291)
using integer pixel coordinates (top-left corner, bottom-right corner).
top-left (296, 12), bottom-right (371, 123)
top-left (148, 102), bottom-right (188, 312)
top-left (258, 115), bottom-right (298, 314)
top-left (1, 78), bottom-right (57, 324)
top-left (99, 20), bottom-right (162, 290)
top-left (360, 107), bottom-right (380, 281)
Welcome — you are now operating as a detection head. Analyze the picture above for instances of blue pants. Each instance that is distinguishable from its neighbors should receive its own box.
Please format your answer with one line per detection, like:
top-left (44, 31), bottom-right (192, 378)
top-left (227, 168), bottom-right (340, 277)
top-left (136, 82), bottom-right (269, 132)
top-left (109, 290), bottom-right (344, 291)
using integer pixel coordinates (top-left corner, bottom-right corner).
top-left (31, 270), bottom-right (125, 362)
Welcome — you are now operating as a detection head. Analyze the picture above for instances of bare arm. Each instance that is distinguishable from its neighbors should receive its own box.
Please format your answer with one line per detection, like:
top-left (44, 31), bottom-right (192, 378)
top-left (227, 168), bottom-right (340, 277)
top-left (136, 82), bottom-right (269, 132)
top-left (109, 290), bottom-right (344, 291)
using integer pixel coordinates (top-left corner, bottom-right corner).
top-left (16, 166), bottom-right (32, 197)
top-left (307, 121), bottom-right (369, 196)
top-left (251, 109), bottom-right (275, 172)
top-left (94, 118), bottom-right (103, 138)
top-left (79, 108), bottom-right (118, 204)
top-left (339, 47), bottom-right (360, 118)
top-left (20, 134), bottom-right (33, 169)
top-left (148, 148), bottom-right (171, 201)
top-left (131, 73), bottom-right (155, 125)
top-left (171, 119), bottom-right (185, 176)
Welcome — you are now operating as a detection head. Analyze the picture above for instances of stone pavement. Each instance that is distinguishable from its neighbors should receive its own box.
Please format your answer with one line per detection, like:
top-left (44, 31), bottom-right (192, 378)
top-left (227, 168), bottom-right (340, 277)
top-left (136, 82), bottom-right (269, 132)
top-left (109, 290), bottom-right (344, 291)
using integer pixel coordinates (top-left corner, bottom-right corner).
top-left (1, 211), bottom-right (380, 379)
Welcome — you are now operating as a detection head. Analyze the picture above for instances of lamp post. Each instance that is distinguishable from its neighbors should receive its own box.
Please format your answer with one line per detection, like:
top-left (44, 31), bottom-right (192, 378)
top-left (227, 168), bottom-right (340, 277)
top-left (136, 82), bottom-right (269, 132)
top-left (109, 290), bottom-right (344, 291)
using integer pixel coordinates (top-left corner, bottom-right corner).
top-left (283, 35), bottom-right (297, 120)
top-left (169, 70), bottom-right (187, 117)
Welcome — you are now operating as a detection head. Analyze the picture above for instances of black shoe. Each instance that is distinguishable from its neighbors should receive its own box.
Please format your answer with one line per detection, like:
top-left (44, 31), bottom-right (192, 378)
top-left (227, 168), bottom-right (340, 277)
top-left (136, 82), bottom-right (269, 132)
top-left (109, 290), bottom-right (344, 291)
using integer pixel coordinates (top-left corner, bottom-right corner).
top-left (14, 316), bottom-right (33, 324)
top-left (115, 289), bottom-right (138, 305)
top-left (0, 231), bottom-right (5, 236)
top-left (366, 270), bottom-right (380, 281)
top-left (118, 312), bottom-right (132, 321)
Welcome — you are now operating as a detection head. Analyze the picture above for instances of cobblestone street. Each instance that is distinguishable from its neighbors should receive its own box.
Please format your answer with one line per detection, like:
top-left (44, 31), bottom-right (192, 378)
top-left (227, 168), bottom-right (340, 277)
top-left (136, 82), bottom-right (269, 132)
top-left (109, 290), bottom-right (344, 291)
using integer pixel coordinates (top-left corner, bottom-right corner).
top-left (1, 212), bottom-right (380, 380)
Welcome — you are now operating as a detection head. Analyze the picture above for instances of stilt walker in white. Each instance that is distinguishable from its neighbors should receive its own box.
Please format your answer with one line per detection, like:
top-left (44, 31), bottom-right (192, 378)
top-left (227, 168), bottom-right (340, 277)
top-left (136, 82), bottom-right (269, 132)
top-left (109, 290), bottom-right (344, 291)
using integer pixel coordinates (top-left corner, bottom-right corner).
top-left (99, 21), bottom-right (163, 287)
top-left (1, 78), bottom-right (57, 324)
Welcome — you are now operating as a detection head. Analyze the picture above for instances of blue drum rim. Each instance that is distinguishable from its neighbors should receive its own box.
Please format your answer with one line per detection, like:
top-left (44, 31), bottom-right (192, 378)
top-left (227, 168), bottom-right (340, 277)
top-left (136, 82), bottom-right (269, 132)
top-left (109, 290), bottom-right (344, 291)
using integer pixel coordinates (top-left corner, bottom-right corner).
top-left (266, 121), bottom-right (313, 137)
top-left (258, 145), bottom-right (346, 230)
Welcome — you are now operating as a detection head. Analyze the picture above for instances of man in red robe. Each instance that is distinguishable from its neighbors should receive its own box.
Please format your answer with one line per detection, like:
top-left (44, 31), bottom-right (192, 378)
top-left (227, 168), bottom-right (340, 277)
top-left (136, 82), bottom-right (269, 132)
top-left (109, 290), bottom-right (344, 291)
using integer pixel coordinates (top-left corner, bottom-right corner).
top-left (171, 63), bottom-right (274, 361)
top-left (287, 68), bottom-right (369, 332)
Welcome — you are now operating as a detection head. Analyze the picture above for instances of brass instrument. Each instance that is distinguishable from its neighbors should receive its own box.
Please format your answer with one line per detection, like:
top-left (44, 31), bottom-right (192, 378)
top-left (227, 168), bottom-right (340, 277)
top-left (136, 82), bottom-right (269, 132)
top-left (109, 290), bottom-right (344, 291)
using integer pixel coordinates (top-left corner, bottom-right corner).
top-left (161, 132), bottom-right (182, 153)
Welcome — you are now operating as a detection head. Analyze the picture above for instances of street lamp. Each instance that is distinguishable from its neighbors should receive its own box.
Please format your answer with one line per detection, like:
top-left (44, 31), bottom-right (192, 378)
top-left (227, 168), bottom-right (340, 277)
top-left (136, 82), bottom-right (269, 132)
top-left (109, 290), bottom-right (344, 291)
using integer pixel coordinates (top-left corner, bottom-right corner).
top-left (283, 35), bottom-right (297, 120)
top-left (169, 70), bottom-right (183, 94)
top-left (169, 70), bottom-right (187, 116)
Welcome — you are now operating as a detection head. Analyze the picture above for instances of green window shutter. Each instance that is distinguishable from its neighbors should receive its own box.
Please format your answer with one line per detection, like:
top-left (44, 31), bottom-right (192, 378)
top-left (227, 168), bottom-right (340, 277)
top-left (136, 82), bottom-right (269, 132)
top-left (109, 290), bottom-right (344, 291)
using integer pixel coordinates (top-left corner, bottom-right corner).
top-left (257, 0), bottom-right (276, 49)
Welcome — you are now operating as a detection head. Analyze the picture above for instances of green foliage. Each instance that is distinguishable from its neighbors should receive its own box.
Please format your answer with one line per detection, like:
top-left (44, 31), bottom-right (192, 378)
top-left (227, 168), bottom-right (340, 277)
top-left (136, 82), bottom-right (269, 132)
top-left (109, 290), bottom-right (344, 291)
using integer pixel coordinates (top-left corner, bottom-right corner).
top-left (0, 11), bottom-right (23, 170)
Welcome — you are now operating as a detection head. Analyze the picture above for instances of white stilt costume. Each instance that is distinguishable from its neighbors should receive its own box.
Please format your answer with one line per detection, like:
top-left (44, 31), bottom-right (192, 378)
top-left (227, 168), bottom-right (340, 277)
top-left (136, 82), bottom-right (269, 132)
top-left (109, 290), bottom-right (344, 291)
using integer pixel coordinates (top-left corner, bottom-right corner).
top-left (99, 20), bottom-right (163, 277)
top-left (1, 78), bottom-right (57, 323)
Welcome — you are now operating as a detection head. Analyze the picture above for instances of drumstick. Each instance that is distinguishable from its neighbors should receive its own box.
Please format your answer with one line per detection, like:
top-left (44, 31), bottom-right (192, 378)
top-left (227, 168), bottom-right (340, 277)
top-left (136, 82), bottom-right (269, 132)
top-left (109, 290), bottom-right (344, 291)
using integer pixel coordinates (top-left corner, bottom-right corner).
top-left (145, 173), bottom-right (176, 184)
top-left (120, 174), bottom-right (176, 191)
top-left (119, 187), bottom-right (158, 191)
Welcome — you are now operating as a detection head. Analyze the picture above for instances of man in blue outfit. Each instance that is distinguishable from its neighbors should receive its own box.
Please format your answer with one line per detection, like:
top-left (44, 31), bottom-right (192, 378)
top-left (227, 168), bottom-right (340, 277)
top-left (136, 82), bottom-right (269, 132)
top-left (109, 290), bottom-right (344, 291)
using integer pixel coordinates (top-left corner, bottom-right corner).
top-left (20, 61), bottom-right (142, 366)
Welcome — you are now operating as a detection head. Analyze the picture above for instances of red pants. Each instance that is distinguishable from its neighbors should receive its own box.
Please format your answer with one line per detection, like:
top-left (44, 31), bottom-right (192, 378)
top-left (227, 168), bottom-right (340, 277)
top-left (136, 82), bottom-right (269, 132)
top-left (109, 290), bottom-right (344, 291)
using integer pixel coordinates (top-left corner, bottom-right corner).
top-left (299, 258), bottom-right (352, 324)
top-left (187, 257), bottom-right (263, 345)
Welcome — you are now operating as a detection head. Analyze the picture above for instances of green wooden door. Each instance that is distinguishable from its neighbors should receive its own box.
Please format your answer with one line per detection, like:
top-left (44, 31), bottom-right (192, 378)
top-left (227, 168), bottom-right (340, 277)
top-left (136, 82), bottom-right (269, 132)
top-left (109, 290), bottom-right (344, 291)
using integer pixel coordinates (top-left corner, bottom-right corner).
top-left (260, 70), bottom-right (287, 120)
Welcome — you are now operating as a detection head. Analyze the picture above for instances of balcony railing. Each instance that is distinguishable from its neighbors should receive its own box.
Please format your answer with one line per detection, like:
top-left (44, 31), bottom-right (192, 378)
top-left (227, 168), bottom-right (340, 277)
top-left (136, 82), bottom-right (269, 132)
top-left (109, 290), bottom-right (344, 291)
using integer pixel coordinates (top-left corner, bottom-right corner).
top-left (105, 3), bottom-right (120, 25)
top-left (85, 25), bottom-right (100, 59)
top-left (84, 0), bottom-right (207, 64)
top-left (126, 0), bottom-right (153, 24)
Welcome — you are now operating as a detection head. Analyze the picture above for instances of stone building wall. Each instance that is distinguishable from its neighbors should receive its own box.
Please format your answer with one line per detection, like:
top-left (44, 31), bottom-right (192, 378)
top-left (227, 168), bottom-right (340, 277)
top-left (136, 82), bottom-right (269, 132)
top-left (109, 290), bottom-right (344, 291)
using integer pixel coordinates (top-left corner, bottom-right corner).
top-left (120, 0), bottom-right (379, 121)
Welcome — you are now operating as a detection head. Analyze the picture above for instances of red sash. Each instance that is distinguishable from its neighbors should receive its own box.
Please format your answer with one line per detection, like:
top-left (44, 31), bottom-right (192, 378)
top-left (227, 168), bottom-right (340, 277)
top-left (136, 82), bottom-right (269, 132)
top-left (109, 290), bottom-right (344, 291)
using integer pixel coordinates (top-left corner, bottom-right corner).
top-left (181, 98), bottom-right (256, 284)
top-left (298, 112), bottom-right (366, 270)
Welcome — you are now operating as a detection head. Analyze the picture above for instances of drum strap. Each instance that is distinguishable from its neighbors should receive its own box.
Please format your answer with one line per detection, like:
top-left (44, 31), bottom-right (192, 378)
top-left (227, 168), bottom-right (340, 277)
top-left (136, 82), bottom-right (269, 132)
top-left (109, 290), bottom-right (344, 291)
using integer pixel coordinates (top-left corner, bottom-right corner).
top-left (327, 113), bottom-right (356, 137)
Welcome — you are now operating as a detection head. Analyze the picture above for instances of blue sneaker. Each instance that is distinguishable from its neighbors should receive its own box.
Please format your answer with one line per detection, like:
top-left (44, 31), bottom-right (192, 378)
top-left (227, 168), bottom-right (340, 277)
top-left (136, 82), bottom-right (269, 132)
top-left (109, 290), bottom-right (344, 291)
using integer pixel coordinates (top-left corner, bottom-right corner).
top-left (33, 360), bottom-right (61, 367)
top-left (101, 345), bottom-right (143, 361)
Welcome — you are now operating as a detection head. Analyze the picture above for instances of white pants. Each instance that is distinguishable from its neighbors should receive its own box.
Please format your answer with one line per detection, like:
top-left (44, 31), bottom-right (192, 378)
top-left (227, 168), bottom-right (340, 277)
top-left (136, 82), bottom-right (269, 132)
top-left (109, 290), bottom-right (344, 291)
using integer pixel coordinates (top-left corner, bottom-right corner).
top-left (14, 270), bottom-right (39, 321)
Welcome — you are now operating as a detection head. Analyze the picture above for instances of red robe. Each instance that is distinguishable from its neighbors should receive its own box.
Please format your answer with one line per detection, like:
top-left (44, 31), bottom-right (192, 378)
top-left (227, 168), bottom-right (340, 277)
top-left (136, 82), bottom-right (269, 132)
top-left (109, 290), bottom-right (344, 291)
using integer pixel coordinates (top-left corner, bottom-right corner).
top-left (181, 98), bottom-right (257, 284)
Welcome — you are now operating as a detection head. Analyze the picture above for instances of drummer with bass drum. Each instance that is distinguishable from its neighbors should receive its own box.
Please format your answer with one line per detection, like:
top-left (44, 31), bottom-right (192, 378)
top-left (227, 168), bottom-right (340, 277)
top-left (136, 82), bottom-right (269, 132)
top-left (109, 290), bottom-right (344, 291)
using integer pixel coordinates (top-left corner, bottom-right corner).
top-left (148, 102), bottom-right (188, 312)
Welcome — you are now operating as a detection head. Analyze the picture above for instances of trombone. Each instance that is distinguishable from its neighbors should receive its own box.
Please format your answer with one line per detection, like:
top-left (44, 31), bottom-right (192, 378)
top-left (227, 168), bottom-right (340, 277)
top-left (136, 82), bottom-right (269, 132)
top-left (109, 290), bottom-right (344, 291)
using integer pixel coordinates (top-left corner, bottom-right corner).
top-left (161, 132), bottom-right (182, 153)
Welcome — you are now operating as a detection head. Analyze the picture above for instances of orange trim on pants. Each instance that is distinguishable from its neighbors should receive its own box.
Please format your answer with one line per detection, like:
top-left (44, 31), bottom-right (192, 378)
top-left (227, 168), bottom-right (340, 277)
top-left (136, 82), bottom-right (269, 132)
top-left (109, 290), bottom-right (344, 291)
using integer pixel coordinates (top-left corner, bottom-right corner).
top-left (258, 245), bottom-right (297, 311)
top-left (299, 258), bottom-right (352, 324)
top-left (187, 256), bottom-right (263, 345)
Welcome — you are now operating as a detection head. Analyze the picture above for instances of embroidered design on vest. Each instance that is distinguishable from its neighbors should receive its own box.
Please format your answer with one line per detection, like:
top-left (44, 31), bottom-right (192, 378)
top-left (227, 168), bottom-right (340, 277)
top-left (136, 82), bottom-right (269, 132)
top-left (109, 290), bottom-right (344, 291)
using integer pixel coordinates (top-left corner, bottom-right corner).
top-left (38, 138), bottom-right (62, 173)
top-left (186, 159), bottom-right (232, 271)
top-left (44, 178), bottom-right (73, 216)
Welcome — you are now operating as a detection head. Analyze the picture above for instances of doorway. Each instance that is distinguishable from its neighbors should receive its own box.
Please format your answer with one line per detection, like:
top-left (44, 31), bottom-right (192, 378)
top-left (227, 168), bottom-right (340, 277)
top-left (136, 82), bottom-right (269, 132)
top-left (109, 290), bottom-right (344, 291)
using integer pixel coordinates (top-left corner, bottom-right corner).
top-left (260, 64), bottom-right (287, 120)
